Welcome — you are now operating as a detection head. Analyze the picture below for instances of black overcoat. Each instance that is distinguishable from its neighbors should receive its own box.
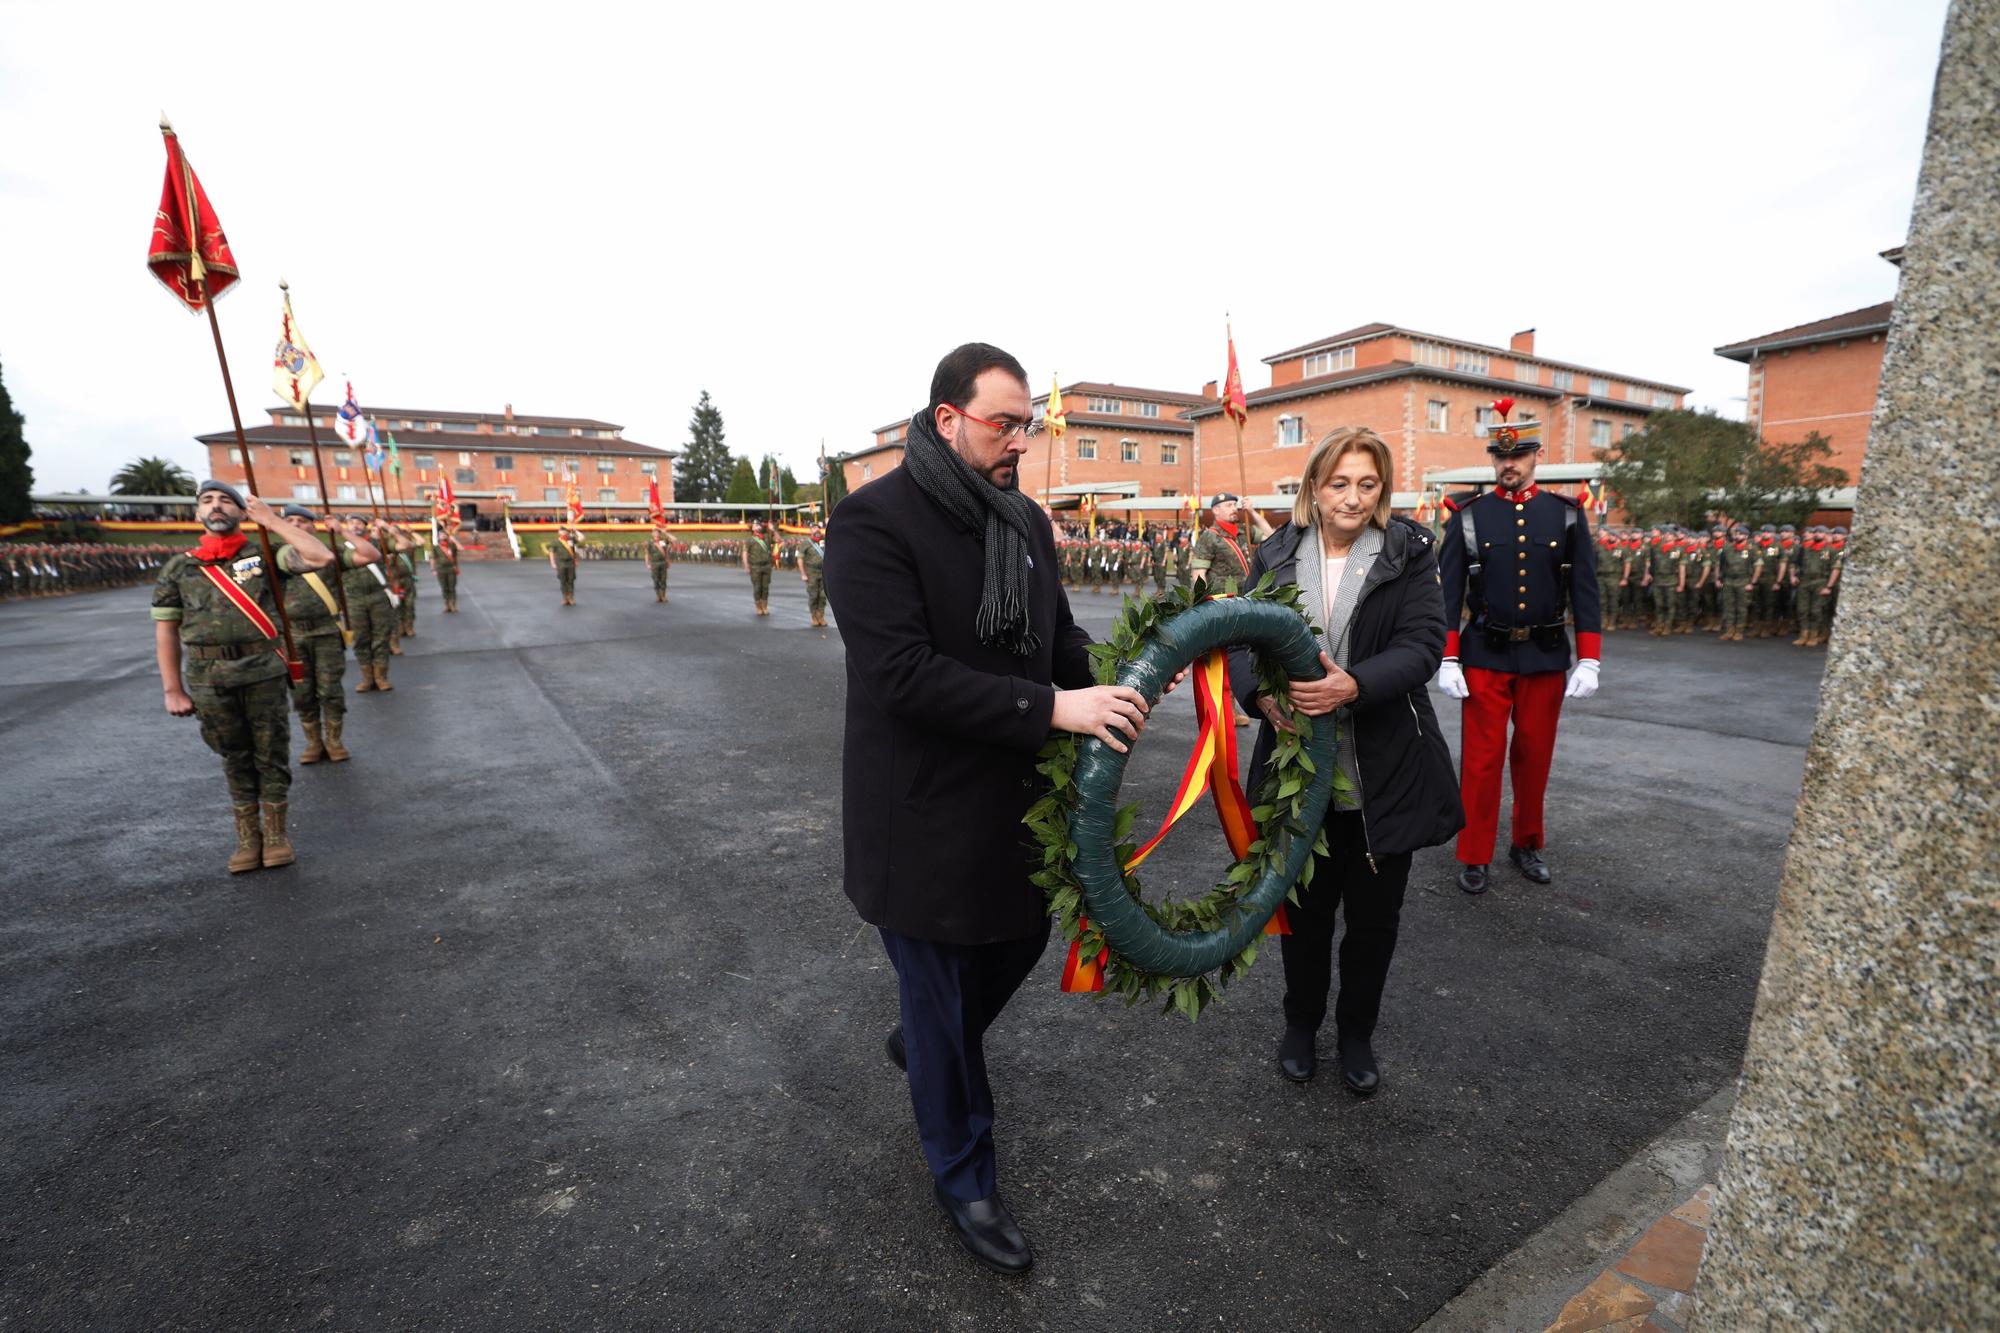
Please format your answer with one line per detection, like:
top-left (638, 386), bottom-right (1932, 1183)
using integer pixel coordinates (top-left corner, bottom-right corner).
top-left (823, 465), bottom-right (1093, 945)
top-left (1229, 518), bottom-right (1464, 858)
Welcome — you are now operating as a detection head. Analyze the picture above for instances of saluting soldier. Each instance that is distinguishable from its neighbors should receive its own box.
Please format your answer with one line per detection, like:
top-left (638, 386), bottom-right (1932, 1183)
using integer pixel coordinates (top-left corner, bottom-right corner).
top-left (742, 518), bottom-right (776, 616)
top-left (549, 524), bottom-right (581, 606)
top-left (1188, 492), bottom-right (1271, 593)
top-left (340, 515), bottom-right (398, 689)
top-left (280, 505), bottom-right (374, 764)
top-left (1435, 403), bottom-right (1602, 895)
top-left (645, 521), bottom-right (673, 603)
top-left (153, 481), bottom-right (335, 873)
top-left (796, 522), bottom-right (828, 626)
top-left (433, 527), bottom-right (461, 613)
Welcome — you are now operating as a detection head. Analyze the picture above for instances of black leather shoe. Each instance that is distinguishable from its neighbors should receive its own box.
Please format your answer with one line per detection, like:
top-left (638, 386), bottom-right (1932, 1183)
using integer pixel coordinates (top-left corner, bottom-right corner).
top-left (886, 1026), bottom-right (907, 1072)
top-left (1509, 845), bottom-right (1553, 884)
top-left (1338, 1036), bottom-right (1380, 1096)
top-left (1277, 1025), bottom-right (1317, 1084)
top-left (934, 1184), bottom-right (1033, 1275)
top-left (1457, 863), bottom-right (1489, 895)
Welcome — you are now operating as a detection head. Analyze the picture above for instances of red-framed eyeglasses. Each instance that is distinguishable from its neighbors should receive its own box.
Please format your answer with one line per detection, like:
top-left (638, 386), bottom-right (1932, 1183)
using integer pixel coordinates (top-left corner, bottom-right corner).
top-left (946, 404), bottom-right (1045, 441)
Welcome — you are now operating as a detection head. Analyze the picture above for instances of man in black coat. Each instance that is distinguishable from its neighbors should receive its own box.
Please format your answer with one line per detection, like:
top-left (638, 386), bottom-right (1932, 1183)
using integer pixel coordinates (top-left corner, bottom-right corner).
top-left (823, 343), bottom-right (1155, 1276)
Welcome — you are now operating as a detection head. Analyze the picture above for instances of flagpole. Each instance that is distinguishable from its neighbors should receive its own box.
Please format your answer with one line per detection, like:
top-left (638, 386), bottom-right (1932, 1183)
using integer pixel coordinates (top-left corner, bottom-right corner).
top-left (295, 399), bottom-right (352, 634)
top-left (1228, 318), bottom-right (1250, 504)
top-left (200, 287), bottom-right (301, 674)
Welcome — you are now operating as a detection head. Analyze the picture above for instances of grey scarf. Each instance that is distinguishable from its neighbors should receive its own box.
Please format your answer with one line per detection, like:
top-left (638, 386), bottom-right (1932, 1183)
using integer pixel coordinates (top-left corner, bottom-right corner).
top-left (900, 409), bottom-right (1042, 657)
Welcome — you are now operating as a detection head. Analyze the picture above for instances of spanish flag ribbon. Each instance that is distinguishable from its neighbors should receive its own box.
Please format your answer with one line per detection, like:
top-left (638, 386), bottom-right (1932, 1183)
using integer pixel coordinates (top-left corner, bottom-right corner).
top-left (1060, 917), bottom-right (1107, 993)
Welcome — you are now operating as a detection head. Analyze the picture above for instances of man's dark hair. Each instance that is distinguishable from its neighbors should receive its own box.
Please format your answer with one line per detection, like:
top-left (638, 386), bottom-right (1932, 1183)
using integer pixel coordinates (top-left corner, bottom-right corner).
top-left (927, 343), bottom-right (1029, 421)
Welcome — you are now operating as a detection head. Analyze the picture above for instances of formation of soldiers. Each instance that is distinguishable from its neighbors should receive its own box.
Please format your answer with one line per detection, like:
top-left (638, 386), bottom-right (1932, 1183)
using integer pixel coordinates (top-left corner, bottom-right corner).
top-left (537, 521), bottom-right (828, 624)
top-left (1056, 526), bottom-right (1194, 595)
top-left (2, 542), bottom-right (178, 598)
top-left (1593, 521), bottom-right (1847, 645)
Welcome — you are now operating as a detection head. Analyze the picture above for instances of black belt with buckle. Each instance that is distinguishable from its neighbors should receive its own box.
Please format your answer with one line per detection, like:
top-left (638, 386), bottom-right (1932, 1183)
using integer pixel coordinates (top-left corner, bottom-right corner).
top-left (188, 643), bottom-right (272, 661)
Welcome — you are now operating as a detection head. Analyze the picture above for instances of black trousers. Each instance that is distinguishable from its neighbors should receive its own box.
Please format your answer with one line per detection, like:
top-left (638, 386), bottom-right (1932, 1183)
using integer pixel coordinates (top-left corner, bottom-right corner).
top-left (878, 920), bottom-right (1049, 1202)
top-left (1279, 812), bottom-right (1412, 1040)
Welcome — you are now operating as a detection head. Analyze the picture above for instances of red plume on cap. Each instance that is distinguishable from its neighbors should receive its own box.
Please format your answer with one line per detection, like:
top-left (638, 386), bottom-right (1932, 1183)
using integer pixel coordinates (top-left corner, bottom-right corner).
top-left (1492, 398), bottom-right (1516, 422)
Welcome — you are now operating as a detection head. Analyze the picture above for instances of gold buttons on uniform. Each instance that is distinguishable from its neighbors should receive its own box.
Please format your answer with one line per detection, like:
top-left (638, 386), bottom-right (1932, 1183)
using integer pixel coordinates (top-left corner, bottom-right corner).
top-left (1518, 602), bottom-right (1527, 609)
top-left (1550, 540), bottom-right (1559, 547)
top-left (1518, 535), bottom-right (1527, 543)
top-left (1515, 503), bottom-right (1525, 511)
top-left (1517, 518), bottom-right (1526, 527)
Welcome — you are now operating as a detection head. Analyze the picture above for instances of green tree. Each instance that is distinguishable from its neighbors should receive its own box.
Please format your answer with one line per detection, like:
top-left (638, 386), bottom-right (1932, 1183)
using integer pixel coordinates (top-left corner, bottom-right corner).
top-left (1598, 410), bottom-right (1848, 529)
top-left (0, 355), bottom-right (32, 522)
top-left (723, 456), bottom-right (763, 507)
top-left (109, 456), bottom-right (196, 497)
top-left (675, 390), bottom-right (733, 503)
top-left (822, 452), bottom-right (849, 513)
top-left (778, 466), bottom-right (798, 504)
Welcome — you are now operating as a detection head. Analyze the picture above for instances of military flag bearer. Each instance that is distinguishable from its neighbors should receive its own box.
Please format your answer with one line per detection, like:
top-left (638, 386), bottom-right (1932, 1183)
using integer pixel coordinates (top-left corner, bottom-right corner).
top-left (280, 505), bottom-right (374, 764)
top-left (341, 515), bottom-right (398, 688)
top-left (797, 522), bottom-right (827, 626)
top-left (549, 524), bottom-right (580, 605)
top-left (433, 527), bottom-right (461, 613)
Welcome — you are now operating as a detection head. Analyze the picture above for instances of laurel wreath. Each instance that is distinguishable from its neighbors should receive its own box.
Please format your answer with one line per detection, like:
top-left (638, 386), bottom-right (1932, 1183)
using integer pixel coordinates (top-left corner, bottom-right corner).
top-left (1026, 576), bottom-right (1352, 1021)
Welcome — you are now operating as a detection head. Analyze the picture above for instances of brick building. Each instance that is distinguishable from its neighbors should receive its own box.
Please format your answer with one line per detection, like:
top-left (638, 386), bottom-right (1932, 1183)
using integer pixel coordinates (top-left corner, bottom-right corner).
top-left (1713, 248), bottom-right (1901, 484)
top-left (1182, 323), bottom-right (1687, 503)
top-left (198, 404), bottom-right (675, 523)
top-left (836, 420), bottom-right (909, 494)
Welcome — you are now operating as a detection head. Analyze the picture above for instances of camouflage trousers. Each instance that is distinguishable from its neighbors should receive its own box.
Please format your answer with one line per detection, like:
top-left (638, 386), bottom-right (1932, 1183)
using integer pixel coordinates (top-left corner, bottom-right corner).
top-left (399, 582), bottom-right (418, 633)
top-left (192, 674), bottom-right (291, 804)
top-left (650, 563), bottom-right (669, 595)
top-left (436, 569), bottom-right (457, 602)
top-left (749, 567), bottom-right (771, 603)
top-left (558, 568), bottom-right (575, 598)
top-left (350, 591), bottom-right (396, 669)
top-left (805, 571), bottom-right (824, 617)
top-left (290, 631), bottom-right (347, 723)
top-left (1720, 583), bottom-right (1750, 635)
top-left (1799, 585), bottom-right (1832, 637)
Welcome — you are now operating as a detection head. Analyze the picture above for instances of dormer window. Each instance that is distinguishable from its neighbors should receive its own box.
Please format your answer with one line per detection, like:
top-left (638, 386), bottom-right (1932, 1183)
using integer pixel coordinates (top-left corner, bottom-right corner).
top-left (1086, 397), bottom-right (1121, 414)
top-left (1303, 347), bottom-right (1355, 377)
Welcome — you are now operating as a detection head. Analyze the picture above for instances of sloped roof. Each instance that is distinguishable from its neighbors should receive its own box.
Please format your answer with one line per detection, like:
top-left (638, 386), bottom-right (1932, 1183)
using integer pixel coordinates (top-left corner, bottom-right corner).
top-left (1714, 302), bottom-right (1895, 361)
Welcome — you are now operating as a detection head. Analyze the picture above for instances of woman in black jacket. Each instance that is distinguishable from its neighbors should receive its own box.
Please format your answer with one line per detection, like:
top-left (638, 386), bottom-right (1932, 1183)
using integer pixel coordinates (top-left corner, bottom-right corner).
top-left (1228, 427), bottom-right (1464, 1095)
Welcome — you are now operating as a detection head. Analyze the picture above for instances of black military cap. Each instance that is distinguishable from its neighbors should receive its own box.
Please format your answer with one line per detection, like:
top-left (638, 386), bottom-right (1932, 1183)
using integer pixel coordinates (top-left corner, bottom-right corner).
top-left (1209, 492), bottom-right (1240, 507)
top-left (281, 505), bottom-right (316, 521)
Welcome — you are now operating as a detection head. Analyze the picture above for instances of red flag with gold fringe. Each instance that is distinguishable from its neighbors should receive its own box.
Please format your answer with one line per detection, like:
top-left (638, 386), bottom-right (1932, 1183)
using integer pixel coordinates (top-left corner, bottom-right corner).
top-left (146, 119), bottom-right (239, 311)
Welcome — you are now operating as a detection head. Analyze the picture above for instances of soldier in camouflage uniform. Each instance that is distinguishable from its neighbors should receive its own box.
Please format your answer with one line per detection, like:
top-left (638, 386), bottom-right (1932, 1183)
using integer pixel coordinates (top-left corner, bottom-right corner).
top-left (433, 528), bottom-right (461, 613)
top-left (797, 522), bottom-right (827, 626)
top-left (742, 518), bottom-right (776, 616)
top-left (1596, 526), bottom-right (1623, 630)
top-left (1792, 524), bottom-right (1836, 647)
top-left (549, 525), bottom-right (581, 606)
top-left (1125, 537), bottom-right (1152, 596)
top-left (645, 521), bottom-right (673, 603)
top-left (1746, 525), bottom-right (1779, 637)
top-left (1151, 527), bottom-right (1171, 594)
top-left (341, 515), bottom-right (399, 689)
top-left (153, 482), bottom-right (335, 873)
top-left (384, 524), bottom-right (418, 647)
top-left (279, 506), bottom-right (375, 764)
top-left (1715, 523), bottom-right (1756, 640)
top-left (1680, 527), bottom-right (1711, 635)
top-left (1188, 492), bottom-right (1269, 593)
top-left (1825, 526), bottom-right (1848, 629)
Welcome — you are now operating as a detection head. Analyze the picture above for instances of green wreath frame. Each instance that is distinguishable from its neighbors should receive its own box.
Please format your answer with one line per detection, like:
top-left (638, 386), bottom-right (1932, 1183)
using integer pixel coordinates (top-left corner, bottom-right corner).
top-left (1027, 577), bottom-right (1351, 1020)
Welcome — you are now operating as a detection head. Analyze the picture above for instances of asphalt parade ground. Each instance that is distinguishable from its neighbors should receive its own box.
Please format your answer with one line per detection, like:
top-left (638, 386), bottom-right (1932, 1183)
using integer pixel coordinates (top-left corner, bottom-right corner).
top-left (0, 560), bottom-right (1827, 1331)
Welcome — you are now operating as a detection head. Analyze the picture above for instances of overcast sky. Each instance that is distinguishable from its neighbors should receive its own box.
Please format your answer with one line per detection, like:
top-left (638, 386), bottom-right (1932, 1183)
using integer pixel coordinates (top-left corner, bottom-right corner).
top-left (0, 0), bottom-right (1948, 495)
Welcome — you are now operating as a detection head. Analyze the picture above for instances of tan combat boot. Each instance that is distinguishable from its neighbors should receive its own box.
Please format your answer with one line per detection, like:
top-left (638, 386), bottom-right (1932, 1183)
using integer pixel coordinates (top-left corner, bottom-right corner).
top-left (228, 804), bottom-right (262, 874)
top-left (299, 720), bottom-right (326, 765)
top-left (354, 663), bottom-right (376, 693)
top-left (374, 659), bottom-right (394, 691)
top-left (324, 715), bottom-right (351, 761)
top-left (389, 636), bottom-right (404, 656)
top-left (260, 801), bottom-right (295, 868)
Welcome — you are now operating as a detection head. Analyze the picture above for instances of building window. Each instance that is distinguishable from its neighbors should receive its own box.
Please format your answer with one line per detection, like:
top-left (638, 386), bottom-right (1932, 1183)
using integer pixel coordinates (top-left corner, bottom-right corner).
top-left (1515, 363), bottom-right (1540, 384)
top-left (544, 487), bottom-right (564, 502)
top-left (1653, 390), bottom-right (1674, 407)
top-left (336, 484), bottom-right (358, 500)
top-left (1622, 423), bottom-right (1637, 439)
top-left (288, 449), bottom-right (310, 466)
top-left (861, 464), bottom-right (874, 481)
top-left (456, 452), bottom-right (473, 466)
top-left (455, 468), bottom-right (477, 485)
top-left (1303, 347), bottom-right (1355, 377)
top-left (442, 421), bottom-right (478, 433)
top-left (1134, 401), bottom-right (1160, 418)
top-left (413, 454), bottom-right (436, 469)
top-left (228, 447), bottom-right (242, 463)
top-left (1160, 442), bottom-right (1179, 465)
top-left (1275, 479), bottom-right (1302, 496)
top-left (1426, 400), bottom-right (1449, 432)
top-left (596, 458), bottom-right (615, 474)
top-left (541, 456), bottom-right (560, 471)
top-left (595, 429), bottom-right (616, 439)
top-left (1552, 369), bottom-right (1575, 392)
top-left (597, 488), bottom-right (617, 503)
top-left (495, 487), bottom-right (516, 501)
top-left (1590, 419), bottom-right (1612, 448)
top-left (1276, 416), bottom-right (1305, 447)
top-left (1475, 406), bottom-right (1500, 429)
top-left (1086, 397), bottom-right (1121, 414)
top-left (488, 454), bottom-right (511, 471)
top-left (640, 461), bottom-right (658, 476)
top-left (571, 427), bottom-right (584, 437)
top-left (1413, 341), bottom-right (1450, 368)
top-left (1120, 439), bottom-right (1141, 463)
top-left (333, 451), bottom-right (354, 466)
top-left (1454, 348), bottom-right (1490, 375)
top-left (291, 483), bottom-right (318, 500)
top-left (1076, 438), bottom-right (1098, 461)
top-left (1589, 377), bottom-right (1609, 397)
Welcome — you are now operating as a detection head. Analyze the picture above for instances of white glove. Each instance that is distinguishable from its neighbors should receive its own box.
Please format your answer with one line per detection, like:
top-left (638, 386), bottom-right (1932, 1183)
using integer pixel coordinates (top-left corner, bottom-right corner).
top-left (1565, 659), bottom-right (1600, 700)
top-left (1435, 660), bottom-right (1469, 699)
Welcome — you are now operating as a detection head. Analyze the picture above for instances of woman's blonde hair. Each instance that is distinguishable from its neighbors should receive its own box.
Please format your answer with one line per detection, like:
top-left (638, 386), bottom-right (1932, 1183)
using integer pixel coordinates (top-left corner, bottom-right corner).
top-left (1293, 427), bottom-right (1395, 529)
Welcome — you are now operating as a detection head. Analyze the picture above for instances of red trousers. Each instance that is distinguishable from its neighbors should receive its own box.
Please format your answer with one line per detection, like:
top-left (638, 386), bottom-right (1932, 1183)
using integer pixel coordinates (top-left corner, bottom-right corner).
top-left (1456, 667), bottom-right (1566, 865)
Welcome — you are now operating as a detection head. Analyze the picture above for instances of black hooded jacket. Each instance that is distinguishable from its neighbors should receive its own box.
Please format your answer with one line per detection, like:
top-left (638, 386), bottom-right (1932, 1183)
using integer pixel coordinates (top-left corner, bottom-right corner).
top-left (1228, 517), bottom-right (1464, 859)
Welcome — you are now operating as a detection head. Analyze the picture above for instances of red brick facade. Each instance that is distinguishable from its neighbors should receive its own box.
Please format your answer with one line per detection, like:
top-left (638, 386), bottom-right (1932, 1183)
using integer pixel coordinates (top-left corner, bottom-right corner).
top-left (1716, 302), bottom-right (1891, 484)
top-left (199, 404), bottom-right (675, 517)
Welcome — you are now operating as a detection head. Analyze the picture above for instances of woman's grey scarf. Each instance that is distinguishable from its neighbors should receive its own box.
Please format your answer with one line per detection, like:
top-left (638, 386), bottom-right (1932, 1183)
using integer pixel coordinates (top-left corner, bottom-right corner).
top-left (901, 409), bottom-right (1042, 657)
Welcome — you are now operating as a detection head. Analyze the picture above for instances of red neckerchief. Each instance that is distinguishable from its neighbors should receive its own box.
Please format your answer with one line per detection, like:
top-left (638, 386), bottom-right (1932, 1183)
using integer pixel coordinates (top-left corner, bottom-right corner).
top-left (192, 531), bottom-right (247, 562)
top-left (1493, 483), bottom-right (1540, 503)
top-left (1212, 520), bottom-right (1249, 573)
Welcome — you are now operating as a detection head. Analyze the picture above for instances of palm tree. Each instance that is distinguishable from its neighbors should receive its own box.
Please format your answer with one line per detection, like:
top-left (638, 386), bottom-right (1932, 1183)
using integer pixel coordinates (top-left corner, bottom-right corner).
top-left (108, 457), bottom-right (196, 497)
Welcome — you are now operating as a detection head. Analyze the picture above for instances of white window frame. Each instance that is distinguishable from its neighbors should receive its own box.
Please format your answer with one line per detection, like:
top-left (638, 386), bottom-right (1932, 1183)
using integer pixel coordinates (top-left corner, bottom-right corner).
top-left (1134, 401), bottom-right (1161, 418)
top-left (544, 487), bottom-right (563, 502)
top-left (291, 483), bottom-right (319, 500)
top-left (1076, 437), bottom-right (1098, 461)
top-left (1551, 369), bottom-right (1575, 392)
top-left (596, 488), bottom-right (618, 503)
top-left (1119, 439), bottom-right (1141, 464)
top-left (1159, 441), bottom-right (1179, 465)
top-left (1426, 400), bottom-right (1449, 433)
top-left (1276, 415), bottom-right (1305, 447)
top-left (1515, 362), bottom-right (1540, 384)
top-left (1454, 348), bottom-right (1490, 375)
top-left (640, 461), bottom-right (659, 476)
top-left (1589, 377), bottom-right (1609, 397)
top-left (1653, 389), bottom-right (1674, 407)
top-left (1413, 341), bottom-right (1449, 368)
top-left (1590, 419), bottom-right (1612, 448)
top-left (1086, 397), bottom-right (1122, 415)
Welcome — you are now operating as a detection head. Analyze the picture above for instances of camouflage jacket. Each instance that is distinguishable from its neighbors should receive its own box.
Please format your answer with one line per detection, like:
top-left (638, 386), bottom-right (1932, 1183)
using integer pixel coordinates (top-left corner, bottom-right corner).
top-left (152, 544), bottom-right (306, 687)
